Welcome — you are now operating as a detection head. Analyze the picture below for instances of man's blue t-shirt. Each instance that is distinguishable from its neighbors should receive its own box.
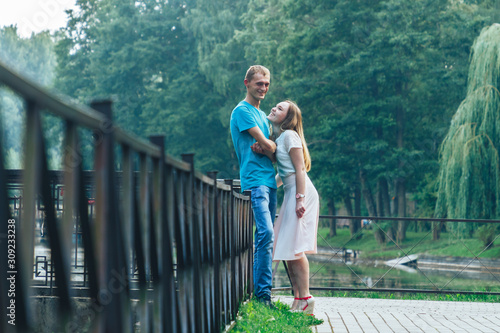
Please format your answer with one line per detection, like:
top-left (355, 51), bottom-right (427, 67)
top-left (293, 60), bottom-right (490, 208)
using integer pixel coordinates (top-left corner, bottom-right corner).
top-left (230, 101), bottom-right (277, 191)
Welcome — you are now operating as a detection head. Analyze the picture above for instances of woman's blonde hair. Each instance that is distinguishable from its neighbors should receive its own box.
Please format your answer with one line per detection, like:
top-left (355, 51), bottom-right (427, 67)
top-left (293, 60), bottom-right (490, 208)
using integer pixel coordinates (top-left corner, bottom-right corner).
top-left (278, 100), bottom-right (311, 172)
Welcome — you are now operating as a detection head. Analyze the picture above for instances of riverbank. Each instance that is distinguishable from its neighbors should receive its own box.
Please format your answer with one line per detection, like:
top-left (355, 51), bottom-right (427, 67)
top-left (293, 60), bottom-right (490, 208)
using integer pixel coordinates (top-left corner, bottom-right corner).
top-left (270, 244), bottom-right (500, 293)
top-left (309, 247), bottom-right (500, 282)
top-left (317, 227), bottom-right (500, 259)
top-left (311, 247), bottom-right (500, 273)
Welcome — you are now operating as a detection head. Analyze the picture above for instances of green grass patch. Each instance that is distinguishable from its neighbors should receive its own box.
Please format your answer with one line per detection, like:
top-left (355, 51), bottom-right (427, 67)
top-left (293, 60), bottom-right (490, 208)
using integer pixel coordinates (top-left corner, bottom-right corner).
top-left (230, 298), bottom-right (323, 333)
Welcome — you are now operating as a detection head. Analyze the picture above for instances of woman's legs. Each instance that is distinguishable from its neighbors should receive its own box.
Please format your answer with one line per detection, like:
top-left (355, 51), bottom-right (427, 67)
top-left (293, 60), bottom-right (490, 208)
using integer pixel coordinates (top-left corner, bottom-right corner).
top-left (287, 262), bottom-right (299, 310)
top-left (287, 255), bottom-right (311, 310)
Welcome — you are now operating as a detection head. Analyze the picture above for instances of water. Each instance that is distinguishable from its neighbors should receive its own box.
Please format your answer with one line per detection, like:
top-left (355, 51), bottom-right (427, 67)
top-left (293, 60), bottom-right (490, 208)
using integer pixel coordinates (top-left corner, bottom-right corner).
top-left (33, 218), bottom-right (500, 294)
top-left (33, 226), bottom-right (87, 285)
top-left (272, 255), bottom-right (500, 293)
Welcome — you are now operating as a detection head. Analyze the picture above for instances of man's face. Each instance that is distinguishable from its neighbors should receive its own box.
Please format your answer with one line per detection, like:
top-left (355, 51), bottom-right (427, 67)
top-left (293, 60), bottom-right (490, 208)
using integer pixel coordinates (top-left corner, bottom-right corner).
top-left (245, 73), bottom-right (270, 101)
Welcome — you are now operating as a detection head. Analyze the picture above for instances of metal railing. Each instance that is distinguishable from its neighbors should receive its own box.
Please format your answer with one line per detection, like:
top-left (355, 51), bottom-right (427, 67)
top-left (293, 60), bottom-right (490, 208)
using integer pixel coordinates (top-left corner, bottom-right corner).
top-left (0, 60), bottom-right (253, 332)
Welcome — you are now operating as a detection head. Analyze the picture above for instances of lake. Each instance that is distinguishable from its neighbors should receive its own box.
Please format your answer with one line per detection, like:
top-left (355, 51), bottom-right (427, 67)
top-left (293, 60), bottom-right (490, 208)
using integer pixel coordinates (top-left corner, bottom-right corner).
top-left (272, 252), bottom-right (500, 293)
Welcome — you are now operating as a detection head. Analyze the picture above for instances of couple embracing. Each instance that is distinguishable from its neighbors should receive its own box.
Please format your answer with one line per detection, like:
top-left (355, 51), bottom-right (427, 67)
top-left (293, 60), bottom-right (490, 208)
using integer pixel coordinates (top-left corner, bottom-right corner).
top-left (230, 65), bottom-right (319, 314)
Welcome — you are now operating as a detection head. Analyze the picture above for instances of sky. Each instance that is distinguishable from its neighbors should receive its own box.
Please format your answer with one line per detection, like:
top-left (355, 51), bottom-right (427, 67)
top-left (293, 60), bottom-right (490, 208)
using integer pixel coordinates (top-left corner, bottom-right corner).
top-left (0, 0), bottom-right (78, 38)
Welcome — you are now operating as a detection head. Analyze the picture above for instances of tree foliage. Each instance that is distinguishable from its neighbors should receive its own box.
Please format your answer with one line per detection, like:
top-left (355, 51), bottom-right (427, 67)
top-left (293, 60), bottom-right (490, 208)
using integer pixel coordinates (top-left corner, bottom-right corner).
top-left (0, 26), bottom-right (57, 168)
top-left (435, 24), bottom-right (500, 235)
top-left (1, 0), bottom-right (499, 241)
top-left (224, 0), bottom-right (493, 241)
top-left (54, 0), bottom-right (240, 176)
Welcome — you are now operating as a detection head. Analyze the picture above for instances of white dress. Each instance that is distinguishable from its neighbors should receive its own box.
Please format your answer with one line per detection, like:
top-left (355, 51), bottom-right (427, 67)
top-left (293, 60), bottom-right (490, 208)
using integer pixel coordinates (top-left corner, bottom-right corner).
top-left (272, 130), bottom-right (320, 261)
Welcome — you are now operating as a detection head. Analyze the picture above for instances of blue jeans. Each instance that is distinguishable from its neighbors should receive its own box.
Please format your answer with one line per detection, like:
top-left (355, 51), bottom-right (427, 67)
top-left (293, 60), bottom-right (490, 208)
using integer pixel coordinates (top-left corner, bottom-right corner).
top-left (251, 185), bottom-right (277, 300)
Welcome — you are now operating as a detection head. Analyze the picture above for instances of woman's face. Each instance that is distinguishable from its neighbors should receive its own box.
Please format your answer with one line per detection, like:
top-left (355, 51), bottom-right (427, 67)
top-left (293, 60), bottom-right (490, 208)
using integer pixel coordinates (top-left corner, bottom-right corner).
top-left (267, 102), bottom-right (289, 125)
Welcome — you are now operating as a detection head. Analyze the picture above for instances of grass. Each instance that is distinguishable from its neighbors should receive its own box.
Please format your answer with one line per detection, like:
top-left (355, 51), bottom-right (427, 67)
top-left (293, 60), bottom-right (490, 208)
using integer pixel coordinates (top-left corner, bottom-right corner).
top-left (230, 298), bottom-right (323, 333)
top-left (231, 291), bottom-right (500, 332)
top-left (317, 227), bottom-right (500, 259)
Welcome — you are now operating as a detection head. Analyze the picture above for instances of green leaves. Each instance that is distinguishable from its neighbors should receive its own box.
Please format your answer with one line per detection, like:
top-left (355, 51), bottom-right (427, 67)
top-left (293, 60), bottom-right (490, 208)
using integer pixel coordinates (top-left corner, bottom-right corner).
top-left (0, 27), bottom-right (57, 169)
top-left (436, 24), bottom-right (500, 230)
top-left (45, 0), bottom-right (498, 218)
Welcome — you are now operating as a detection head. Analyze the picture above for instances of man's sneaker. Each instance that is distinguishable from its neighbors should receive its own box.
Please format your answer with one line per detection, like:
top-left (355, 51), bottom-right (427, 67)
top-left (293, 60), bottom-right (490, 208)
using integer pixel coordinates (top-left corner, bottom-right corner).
top-left (256, 297), bottom-right (275, 309)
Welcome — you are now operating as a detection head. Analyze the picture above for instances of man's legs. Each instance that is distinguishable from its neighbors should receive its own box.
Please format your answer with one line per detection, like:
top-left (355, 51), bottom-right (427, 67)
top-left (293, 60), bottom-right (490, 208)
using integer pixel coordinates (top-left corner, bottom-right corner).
top-left (251, 185), bottom-right (277, 301)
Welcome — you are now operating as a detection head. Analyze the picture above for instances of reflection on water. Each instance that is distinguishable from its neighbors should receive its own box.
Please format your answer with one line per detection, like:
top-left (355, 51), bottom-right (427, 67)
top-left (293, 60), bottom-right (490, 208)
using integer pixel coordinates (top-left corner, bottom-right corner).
top-left (34, 214), bottom-right (500, 294)
top-left (273, 255), bottom-right (500, 292)
top-left (34, 222), bottom-right (87, 285)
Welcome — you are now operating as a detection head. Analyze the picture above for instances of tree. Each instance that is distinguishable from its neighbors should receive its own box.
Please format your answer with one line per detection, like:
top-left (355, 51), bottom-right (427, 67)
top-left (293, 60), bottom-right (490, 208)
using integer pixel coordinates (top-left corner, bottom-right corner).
top-left (56, 0), bottom-right (193, 132)
top-left (54, 0), bottom-right (239, 176)
top-left (232, 0), bottom-right (493, 243)
top-left (435, 24), bottom-right (500, 236)
top-left (0, 26), bottom-right (57, 168)
top-left (51, 0), bottom-right (496, 218)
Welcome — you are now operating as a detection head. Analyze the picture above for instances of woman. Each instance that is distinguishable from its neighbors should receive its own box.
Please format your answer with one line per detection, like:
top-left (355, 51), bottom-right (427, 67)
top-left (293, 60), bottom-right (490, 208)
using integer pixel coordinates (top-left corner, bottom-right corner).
top-left (253, 100), bottom-right (319, 314)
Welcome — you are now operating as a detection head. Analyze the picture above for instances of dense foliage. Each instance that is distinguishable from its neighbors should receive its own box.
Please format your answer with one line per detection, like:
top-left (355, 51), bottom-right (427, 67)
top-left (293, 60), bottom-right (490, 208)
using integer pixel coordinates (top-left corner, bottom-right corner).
top-left (435, 24), bottom-right (500, 236)
top-left (0, 26), bottom-right (57, 168)
top-left (1, 0), bottom-right (499, 240)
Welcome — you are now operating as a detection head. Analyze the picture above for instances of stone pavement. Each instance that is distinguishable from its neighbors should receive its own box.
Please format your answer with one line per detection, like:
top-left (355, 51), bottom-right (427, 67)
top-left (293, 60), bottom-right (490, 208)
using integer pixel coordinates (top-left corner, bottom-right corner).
top-left (273, 296), bottom-right (500, 332)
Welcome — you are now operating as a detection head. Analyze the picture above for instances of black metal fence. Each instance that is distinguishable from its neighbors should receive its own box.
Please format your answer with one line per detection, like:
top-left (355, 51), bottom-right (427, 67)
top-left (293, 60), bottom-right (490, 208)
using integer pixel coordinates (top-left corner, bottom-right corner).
top-left (0, 61), bottom-right (253, 332)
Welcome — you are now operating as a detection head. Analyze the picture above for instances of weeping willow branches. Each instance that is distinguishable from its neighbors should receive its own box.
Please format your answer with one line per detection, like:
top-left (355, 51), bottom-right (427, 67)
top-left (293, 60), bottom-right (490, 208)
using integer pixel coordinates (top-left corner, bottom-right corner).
top-left (435, 24), bottom-right (500, 231)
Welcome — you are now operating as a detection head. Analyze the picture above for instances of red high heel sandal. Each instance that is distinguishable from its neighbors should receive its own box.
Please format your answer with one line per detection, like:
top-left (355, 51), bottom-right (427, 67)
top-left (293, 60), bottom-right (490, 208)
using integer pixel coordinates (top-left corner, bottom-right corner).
top-left (294, 296), bottom-right (315, 315)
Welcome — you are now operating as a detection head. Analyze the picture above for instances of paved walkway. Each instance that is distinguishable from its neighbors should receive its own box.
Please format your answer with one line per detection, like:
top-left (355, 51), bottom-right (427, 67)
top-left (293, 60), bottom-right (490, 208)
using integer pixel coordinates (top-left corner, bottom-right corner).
top-left (273, 296), bottom-right (500, 332)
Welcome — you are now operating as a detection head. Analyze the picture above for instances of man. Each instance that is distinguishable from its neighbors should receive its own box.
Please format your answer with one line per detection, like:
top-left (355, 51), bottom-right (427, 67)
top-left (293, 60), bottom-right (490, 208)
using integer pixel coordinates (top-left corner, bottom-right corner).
top-left (230, 65), bottom-right (277, 306)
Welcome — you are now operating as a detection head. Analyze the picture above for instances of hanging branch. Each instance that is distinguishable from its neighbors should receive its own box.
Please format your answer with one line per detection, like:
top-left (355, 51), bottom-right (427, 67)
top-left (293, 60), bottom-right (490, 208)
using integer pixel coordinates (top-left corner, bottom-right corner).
top-left (435, 24), bottom-right (500, 236)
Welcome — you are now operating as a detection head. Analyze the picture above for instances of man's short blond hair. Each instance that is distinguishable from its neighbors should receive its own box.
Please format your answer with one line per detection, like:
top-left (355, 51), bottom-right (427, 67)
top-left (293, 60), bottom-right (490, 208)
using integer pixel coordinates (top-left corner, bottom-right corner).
top-left (245, 65), bottom-right (270, 82)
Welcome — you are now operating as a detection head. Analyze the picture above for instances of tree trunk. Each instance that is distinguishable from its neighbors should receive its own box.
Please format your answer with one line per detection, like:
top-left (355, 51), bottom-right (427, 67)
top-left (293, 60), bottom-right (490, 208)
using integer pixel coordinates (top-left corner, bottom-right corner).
top-left (359, 167), bottom-right (377, 217)
top-left (395, 78), bottom-right (407, 243)
top-left (328, 198), bottom-right (337, 237)
top-left (396, 179), bottom-right (407, 243)
top-left (377, 177), bottom-right (391, 217)
top-left (432, 221), bottom-right (440, 240)
top-left (374, 177), bottom-right (392, 244)
top-left (392, 188), bottom-right (398, 217)
top-left (344, 192), bottom-right (359, 238)
top-left (370, 75), bottom-right (389, 245)
top-left (432, 221), bottom-right (445, 240)
top-left (344, 194), bottom-right (353, 216)
top-left (354, 186), bottom-right (361, 229)
top-left (377, 181), bottom-right (384, 217)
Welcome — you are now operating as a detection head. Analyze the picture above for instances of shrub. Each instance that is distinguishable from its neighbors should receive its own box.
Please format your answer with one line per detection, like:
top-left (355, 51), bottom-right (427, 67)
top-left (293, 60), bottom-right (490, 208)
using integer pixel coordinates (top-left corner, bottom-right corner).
top-left (476, 224), bottom-right (497, 249)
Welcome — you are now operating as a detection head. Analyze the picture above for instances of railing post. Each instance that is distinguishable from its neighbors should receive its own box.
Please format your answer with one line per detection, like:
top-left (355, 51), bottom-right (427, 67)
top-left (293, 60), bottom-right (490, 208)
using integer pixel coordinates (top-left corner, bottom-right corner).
top-left (149, 135), bottom-right (177, 333)
top-left (207, 171), bottom-right (220, 332)
top-left (243, 189), bottom-right (253, 298)
top-left (136, 150), bottom-right (152, 332)
top-left (62, 120), bottom-right (78, 281)
top-left (91, 100), bottom-right (130, 333)
top-left (232, 183), bottom-right (239, 318)
top-left (181, 153), bottom-right (202, 333)
top-left (19, 101), bottom-right (44, 331)
top-left (0, 114), bottom-right (16, 333)
top-left (222, 179), bottom-right (231, 323)
top-left (164, 150), bottom-right (180, 331)
top-left (173, 160), bottom-right (189, 332)
top-left (121, 144), bottom-right (134, 280)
